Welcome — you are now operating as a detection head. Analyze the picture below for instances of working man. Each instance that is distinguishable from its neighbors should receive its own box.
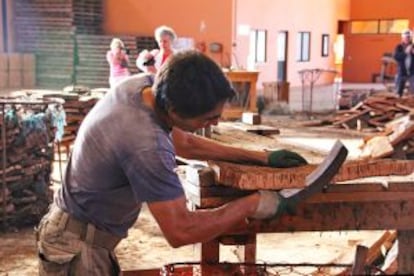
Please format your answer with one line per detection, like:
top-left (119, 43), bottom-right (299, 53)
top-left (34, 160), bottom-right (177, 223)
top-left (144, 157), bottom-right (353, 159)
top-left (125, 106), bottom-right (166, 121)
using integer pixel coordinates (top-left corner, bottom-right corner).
top-left (393, 29), bottom-right (414, 97)
top-left (36, 51), bottom-right (316, 275)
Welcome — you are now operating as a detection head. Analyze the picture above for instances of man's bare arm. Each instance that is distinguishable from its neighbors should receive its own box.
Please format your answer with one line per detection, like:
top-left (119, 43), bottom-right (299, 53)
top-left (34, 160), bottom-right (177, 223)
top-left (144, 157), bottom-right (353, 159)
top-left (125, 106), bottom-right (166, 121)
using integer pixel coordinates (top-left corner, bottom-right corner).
top-left (147, 194), bottom-right (260, 248)
top-left (172, 127), bottom-right (268, 165)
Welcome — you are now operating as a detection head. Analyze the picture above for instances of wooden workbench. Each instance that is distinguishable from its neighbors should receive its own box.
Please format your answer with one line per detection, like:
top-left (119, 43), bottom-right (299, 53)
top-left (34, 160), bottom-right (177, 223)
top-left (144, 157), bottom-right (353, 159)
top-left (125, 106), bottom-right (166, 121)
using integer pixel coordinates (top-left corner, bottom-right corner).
top-left (222, 70), bottom-right (259, 119)
top-left (182, 167), bottom-right (414, 274)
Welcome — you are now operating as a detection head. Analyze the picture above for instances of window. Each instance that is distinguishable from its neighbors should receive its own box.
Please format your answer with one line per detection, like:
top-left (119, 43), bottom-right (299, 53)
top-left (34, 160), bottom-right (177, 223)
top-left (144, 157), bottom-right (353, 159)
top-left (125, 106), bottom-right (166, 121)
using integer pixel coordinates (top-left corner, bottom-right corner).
top-left (322, 34), bottom-right (329, 57)
top-left (351, 19), bottom-right (409, 34)
top-left (250, 29), bottom-right (267, 63)
top-left (379, 19), bottom-right (409, 34)
top-left (351, 21), bottom-right (378, 34)
top-left (296, 32), bottom-right (310, 62)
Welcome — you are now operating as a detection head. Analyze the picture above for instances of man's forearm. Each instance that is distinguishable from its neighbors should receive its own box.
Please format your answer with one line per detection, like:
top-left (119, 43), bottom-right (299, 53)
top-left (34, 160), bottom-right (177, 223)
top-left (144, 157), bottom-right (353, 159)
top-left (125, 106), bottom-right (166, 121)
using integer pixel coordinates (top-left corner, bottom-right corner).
top-left (172, 127), bottom-right (268, 165)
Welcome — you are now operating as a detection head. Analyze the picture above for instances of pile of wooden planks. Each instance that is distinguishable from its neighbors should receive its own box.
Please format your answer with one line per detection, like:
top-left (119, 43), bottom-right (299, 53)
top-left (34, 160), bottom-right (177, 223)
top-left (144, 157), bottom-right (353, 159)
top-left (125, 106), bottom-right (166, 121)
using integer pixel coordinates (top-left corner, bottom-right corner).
top-left (75, 34), bottom-right (156, 88)
top-left (13, 0), bottom-right (158, 89)
top-left (329, 92), bottom-right (414, 159)
top-left (14, 0), bottom-right (104, 88)
top-left (331, 92), bottom-right (414, 131)
top-left (358, 113), bottom-right (414, 159)
top-left (0, 100), bottom-right (56, 229)
top-left (41, 89), bottom-right (101, 146)
top-left (0, 53), bottom-right (36, 89)
top-left (338, 89), bottom-right (372, 110)
top-left (75, 34), bottom-right (152, 88)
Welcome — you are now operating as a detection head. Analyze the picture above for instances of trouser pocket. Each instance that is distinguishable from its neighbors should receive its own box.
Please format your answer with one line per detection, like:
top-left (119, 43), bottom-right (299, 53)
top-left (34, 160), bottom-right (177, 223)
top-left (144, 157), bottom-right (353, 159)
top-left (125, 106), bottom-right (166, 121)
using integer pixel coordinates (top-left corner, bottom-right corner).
top-left (38, 250), bottom-right (77, 276)
top-left (37, 219), bottom-right (80, 276)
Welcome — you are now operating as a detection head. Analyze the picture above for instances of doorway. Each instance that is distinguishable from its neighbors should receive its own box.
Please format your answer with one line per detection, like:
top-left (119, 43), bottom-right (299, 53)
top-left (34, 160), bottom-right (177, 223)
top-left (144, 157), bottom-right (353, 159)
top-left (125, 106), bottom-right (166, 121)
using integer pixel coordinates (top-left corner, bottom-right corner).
top-left (277, 31), bottom-right (288, 81)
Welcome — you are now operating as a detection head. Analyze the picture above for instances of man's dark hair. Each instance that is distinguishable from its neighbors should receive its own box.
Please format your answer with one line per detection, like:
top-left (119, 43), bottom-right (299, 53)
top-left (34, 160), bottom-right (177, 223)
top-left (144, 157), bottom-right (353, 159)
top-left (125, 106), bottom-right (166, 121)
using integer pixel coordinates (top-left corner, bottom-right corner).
top-left (153, 50), bottom-right (235, 118)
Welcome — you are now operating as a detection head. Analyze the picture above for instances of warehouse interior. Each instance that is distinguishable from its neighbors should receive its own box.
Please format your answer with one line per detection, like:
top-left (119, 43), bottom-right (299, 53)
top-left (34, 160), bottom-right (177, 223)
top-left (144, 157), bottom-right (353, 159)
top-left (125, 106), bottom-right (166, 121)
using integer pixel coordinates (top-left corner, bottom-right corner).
top-left (0, 0), bottom-right (414, 275)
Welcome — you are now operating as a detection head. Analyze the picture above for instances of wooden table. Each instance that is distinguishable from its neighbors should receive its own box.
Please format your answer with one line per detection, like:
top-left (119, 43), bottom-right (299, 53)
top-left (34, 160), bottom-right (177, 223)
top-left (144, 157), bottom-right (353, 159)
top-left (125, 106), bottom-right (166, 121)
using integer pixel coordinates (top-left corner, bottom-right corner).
top-left (222, 70), bottom-right (259, 119)
top-left (182, 166), bottom-right (414, 274)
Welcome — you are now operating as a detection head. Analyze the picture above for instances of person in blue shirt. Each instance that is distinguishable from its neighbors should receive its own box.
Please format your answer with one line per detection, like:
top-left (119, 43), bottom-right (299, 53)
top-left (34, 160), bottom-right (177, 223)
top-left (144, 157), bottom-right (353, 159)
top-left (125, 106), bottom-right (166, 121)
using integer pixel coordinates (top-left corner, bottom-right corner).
top-left (36, 51), bottom-right (312, 275)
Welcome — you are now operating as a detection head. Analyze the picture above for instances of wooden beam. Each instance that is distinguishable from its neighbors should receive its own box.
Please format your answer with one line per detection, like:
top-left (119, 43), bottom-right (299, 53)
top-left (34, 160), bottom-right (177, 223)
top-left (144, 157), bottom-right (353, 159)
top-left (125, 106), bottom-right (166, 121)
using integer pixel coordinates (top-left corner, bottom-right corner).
top-left (398, 230), bottom-right (414, 274)
top-left (201, 239), bottom-right (220, 275)
top-left (237, 199), bottom-right (414, 233)
top-left (351, 245), bottom-right (369, 275)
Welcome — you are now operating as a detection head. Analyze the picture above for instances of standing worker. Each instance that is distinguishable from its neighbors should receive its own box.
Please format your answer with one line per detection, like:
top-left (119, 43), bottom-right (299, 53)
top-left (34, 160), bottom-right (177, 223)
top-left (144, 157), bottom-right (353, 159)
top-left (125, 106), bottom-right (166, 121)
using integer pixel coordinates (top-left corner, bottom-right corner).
top-left (393, 29), bottom-right (414, 97)
top-left (136, 25), bottom-right (177, 73)
top-left (36, 51), bottom-right (323, 275)
top-left (106, 38), bottom-right (131, 88)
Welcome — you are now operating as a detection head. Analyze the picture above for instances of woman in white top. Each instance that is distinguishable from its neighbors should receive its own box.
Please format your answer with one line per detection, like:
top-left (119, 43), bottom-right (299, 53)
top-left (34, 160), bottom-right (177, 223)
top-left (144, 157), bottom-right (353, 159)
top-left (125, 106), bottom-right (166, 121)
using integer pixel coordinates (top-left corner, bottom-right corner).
top-left (136, 25), bottom-right (177, 74)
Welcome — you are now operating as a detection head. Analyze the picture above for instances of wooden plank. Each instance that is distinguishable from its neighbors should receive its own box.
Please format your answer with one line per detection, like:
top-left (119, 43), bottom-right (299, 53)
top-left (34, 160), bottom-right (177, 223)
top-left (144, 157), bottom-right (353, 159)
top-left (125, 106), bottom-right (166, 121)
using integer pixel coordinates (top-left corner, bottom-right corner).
top-left (237, 200), bottom-right (414, 233)
top-left (188, 187), bottom-right (414, 209)
top-left (122, 269), bottom-right (160, 276)
top-left (185, 165), bottom-right (216, 187)
top-left (182, 178), bottom-right (252, 198)
top-left (201, 239), bottom-right (220, 276)
top-left (332, 109), bottom-right (371, 129)
top-left (221, 122), bottom-right (280, 135)
top-left (398, 230), bottom-right (414, 274)
top-left (359, 136), bottom-right (394, 159)
top-left (365, 230), bottom-right (396, 265)
top-left (308, 191), bottom-right (414, 203)
top-left (351, 245), bottom-right (368, 276)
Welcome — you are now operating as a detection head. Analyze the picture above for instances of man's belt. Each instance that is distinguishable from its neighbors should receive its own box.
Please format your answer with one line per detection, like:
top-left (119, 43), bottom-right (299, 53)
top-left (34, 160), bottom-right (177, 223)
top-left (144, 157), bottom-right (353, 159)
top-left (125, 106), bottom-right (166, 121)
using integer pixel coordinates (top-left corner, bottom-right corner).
top-left (48, 206), bottom-right (122, 251)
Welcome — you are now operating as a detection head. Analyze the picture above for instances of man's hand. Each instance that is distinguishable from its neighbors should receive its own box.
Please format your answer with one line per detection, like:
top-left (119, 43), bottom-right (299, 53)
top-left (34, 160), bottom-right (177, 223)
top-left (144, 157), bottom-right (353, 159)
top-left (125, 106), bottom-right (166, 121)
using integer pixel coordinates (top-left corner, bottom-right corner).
top-left (267, 149), bottom-right (308, 168)
top-left (251, 190), bottom-right (281, 219)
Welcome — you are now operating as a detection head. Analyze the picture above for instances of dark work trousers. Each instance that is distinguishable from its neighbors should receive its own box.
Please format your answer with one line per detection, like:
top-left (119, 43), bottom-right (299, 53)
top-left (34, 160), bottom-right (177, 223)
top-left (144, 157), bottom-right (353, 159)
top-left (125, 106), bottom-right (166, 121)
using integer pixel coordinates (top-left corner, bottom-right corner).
top-left (395, 73), bottom-right (414, 97)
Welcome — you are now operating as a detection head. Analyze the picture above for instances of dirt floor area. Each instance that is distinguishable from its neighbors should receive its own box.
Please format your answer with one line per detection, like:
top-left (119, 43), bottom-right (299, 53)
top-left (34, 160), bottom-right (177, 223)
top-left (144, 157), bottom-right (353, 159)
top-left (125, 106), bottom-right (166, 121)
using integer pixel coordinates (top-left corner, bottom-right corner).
top-left (0, 115), bottom-right (413, 275)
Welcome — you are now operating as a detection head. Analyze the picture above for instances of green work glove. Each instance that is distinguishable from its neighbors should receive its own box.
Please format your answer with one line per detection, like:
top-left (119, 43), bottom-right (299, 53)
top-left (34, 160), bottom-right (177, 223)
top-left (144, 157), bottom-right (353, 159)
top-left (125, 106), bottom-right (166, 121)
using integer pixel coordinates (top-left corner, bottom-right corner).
top-left (251, 191), bottom-right (296, 219)
top-left (268, 149), bottom-right (308, 168)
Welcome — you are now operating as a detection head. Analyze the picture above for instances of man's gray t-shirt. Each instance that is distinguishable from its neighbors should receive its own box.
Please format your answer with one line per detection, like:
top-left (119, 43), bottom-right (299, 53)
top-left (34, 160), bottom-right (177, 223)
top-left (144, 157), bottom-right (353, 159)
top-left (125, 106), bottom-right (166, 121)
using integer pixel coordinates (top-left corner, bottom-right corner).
top-left (56, 74), bottom-right (184, 237)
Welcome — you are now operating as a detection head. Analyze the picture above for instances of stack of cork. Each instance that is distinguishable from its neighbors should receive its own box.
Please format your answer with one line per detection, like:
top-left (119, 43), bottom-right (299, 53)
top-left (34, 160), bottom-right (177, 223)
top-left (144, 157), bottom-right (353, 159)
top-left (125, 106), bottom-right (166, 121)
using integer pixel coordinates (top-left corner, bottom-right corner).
top-left (0, 54), bottom-right (7, 89)
top-left (22, 54), bottom-right (36, 88)
top-left (8, 53), bottom-right (23, 88)
top-left (0, 53), bottom-right (36, 89)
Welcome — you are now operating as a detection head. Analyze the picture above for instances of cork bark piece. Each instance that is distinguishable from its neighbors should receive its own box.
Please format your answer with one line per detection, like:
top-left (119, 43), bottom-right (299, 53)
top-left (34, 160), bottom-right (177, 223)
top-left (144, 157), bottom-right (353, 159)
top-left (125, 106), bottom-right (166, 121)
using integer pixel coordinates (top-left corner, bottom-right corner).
top-left (208, 159), bottom-right (414, 190)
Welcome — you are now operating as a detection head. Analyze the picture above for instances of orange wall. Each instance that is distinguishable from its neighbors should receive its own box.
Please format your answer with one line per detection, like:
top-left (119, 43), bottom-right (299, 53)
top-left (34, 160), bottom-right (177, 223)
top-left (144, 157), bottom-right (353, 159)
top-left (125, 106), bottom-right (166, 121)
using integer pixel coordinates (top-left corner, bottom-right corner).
top-left (350, 0), bottom-right (414, 19)
top-left (344, 0), bottom-right (414, 82)
top-left (102, 0), bottom-right (353, 87)
top-left (102, 0), bottom-right (233, 66)
top-left (234, 0), bottom-right (350, 87)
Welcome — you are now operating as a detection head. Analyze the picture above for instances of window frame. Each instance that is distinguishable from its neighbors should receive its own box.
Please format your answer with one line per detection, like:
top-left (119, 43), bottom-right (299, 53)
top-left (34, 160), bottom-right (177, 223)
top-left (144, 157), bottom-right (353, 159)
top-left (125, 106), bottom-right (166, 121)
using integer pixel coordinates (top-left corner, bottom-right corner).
top-left (250, 29), bottom-right (267, 63)
top-left (296, 31), bottom-right (311, 62)
top-left (321, 34), bottom-right (329, 57)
